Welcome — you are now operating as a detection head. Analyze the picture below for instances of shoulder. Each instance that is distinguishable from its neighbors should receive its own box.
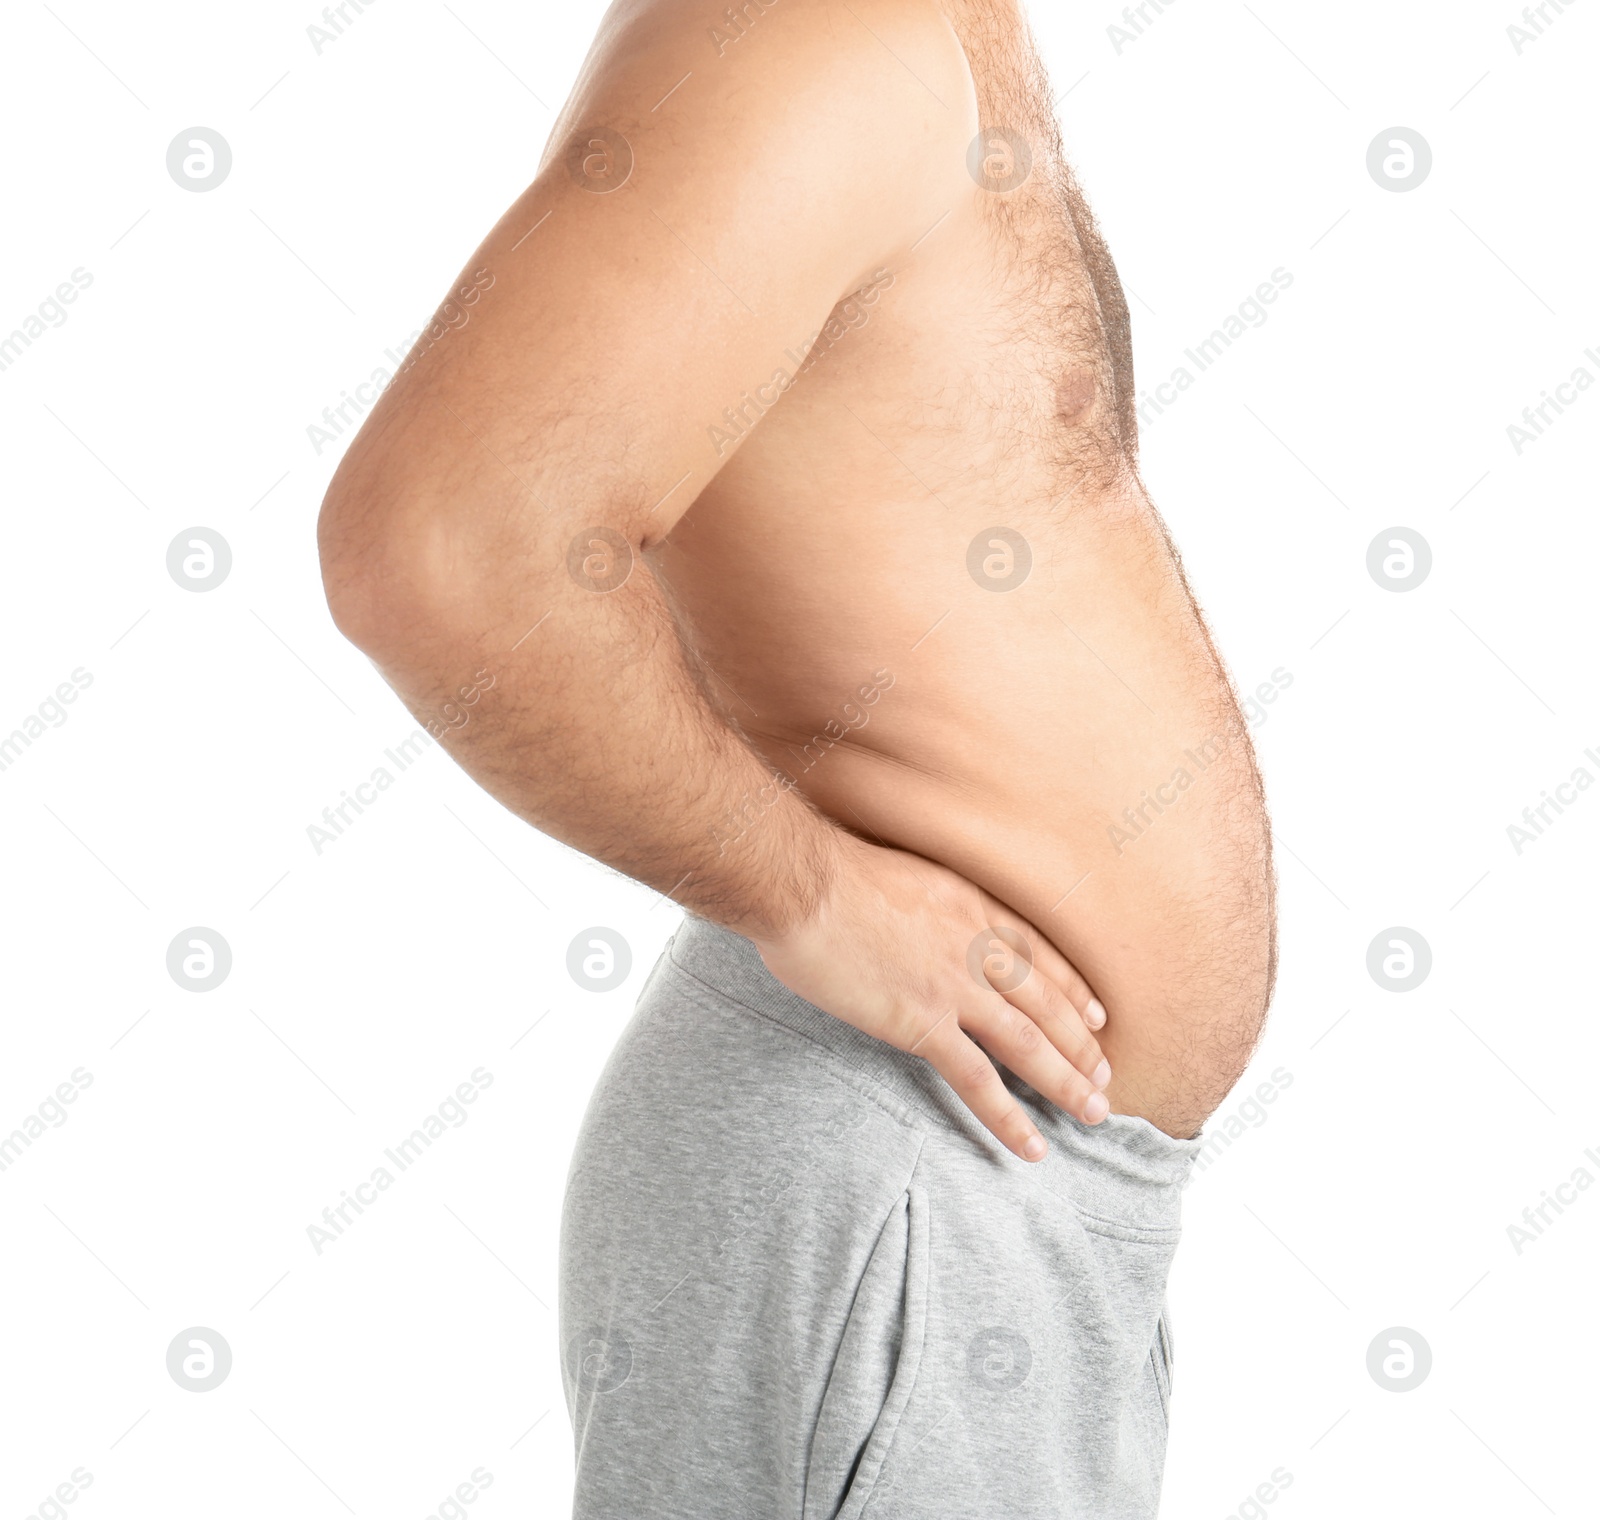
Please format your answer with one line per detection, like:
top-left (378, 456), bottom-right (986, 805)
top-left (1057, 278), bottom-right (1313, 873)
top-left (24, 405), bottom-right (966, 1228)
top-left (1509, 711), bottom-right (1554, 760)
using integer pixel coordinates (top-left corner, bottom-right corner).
top-left (545, 0), bottom-right (978, 262)
top-left (595, 0), bottom-right (974, 98)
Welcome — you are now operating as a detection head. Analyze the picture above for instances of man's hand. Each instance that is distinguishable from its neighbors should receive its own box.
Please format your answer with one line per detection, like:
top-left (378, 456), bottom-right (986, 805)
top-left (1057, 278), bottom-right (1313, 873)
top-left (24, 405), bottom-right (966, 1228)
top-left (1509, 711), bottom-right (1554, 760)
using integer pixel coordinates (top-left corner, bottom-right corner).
top-left (750, 835), bottom-right (1112, 1162)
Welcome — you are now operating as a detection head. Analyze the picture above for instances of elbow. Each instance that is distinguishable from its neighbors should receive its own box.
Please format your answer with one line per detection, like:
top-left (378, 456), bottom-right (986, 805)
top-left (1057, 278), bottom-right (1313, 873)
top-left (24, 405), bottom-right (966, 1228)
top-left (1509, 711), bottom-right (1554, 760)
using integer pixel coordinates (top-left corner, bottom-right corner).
top-left (320, 562), bottom-right (413, 662)
top-left (318, 471), bottom-right (532, 669)
top-left (318, 424), bottom-right (566, 661)
top-left (316, 389), bottom-right (515, 660)
top-left (317, 474), bottom-right (443, 661)
top-left (318, 495), bottom-right (392, 655)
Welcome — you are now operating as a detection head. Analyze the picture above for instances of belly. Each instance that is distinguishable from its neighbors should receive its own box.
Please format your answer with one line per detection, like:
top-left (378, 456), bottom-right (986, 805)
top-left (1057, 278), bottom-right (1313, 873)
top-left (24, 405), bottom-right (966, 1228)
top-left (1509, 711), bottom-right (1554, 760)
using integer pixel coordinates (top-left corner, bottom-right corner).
top-left (655, 467), bottom-right (1275, 1139)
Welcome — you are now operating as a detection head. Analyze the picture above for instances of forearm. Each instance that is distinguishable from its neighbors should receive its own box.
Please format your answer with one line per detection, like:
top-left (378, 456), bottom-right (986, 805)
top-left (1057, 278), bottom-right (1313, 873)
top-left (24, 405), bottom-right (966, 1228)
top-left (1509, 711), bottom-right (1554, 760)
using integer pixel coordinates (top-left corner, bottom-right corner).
top-left (336, 541), bottom-right (847, 941)
top-left (308, 10), bottom-right (945, 941)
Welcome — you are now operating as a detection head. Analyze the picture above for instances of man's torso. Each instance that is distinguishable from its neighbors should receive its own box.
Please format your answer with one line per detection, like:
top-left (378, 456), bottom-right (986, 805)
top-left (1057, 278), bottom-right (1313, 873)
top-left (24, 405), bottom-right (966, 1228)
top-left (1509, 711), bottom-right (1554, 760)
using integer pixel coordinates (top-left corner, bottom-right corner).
top-left (644, 0), bottom-right (1274, 1138)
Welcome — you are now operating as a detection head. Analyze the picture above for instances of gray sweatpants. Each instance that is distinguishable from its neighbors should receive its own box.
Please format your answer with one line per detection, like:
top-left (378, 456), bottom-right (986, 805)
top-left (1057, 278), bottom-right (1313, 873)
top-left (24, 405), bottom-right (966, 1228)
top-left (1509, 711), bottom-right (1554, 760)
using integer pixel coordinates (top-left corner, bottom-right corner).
top-left (559, 914), bottom-right (1202, 1519)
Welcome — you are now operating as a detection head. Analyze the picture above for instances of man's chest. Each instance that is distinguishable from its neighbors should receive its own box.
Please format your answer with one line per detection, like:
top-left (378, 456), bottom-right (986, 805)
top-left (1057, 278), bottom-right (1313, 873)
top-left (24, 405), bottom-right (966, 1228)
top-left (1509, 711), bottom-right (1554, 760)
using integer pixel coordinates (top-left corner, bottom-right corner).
top-left (728, 190), bottom-right (1133, 522)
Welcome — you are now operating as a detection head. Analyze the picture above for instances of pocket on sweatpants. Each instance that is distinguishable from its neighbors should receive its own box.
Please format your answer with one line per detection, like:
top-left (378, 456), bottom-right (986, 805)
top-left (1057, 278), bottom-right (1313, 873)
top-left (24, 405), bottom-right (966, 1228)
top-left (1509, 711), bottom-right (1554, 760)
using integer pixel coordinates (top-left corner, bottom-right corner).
top-left (803, 1185), bottom-right (929, 1520)
top-left (1147, 1303), bottom-right (1174, 1429)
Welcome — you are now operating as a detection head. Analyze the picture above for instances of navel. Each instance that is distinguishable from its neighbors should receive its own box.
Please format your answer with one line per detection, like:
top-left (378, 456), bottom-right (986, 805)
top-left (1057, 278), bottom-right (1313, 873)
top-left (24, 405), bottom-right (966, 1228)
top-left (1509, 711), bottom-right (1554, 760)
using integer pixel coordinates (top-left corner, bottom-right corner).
top-left (1055, 367), bottom-right (1097, 425)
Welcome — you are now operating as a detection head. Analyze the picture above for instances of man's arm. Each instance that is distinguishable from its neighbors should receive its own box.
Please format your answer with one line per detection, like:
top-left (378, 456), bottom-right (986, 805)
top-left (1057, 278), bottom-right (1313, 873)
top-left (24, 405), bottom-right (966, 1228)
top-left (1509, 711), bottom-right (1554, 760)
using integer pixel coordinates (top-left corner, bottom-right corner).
top-left (317, 0), bottom-right (1111, 1157)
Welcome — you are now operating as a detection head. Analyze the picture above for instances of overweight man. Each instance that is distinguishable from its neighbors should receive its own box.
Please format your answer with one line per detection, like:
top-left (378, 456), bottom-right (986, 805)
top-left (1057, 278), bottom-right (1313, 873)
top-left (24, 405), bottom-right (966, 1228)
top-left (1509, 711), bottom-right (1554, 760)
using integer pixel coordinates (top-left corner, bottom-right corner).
top-left (318, 0), bottom-right (1276, 1513)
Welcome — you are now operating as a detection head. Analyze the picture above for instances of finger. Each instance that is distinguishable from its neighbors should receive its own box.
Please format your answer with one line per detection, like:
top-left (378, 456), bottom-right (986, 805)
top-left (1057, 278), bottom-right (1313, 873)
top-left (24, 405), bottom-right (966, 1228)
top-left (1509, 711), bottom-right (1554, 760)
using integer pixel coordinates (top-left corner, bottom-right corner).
top-left (969, 916), bottom-right (1102, 1038)
top-left (1002, 967), bottom-right (1110, 1089)
top-left (984, 908), bottom-right (1106, 1030)
top-left (914, 1015), bottom-right (1052, 1161)
top-left (964, 989), bottom-right (1110, 1127)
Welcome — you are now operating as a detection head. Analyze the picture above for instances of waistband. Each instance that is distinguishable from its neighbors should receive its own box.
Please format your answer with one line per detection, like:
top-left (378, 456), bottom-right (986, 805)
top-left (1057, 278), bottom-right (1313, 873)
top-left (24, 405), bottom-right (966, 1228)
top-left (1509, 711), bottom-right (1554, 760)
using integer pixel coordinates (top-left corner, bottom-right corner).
top-left (665, 912), bottom-right (1203, 1220)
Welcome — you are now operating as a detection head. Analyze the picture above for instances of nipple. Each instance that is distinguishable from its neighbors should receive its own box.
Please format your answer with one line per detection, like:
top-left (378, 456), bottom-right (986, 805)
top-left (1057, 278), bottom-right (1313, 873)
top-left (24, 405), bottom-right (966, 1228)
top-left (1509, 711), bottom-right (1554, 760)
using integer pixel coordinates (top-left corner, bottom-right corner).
top-left (1054, 368), bottom-right (1097, 425)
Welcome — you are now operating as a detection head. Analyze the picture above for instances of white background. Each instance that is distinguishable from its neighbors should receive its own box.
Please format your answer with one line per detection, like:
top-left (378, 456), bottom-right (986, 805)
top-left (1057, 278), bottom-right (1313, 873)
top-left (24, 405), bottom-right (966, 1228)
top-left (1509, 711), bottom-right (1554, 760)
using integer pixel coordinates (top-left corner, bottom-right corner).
top-left (1, 1), bottom-right (1595, 1516)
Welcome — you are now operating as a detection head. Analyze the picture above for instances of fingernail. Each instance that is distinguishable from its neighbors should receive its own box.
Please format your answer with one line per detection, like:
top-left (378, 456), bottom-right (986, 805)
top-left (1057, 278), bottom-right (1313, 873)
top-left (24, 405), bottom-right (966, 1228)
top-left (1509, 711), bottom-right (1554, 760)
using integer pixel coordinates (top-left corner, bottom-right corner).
top-left (1084, 1092), bottom-right (1110, 1123)
top-left (1092, 1059), bottom-right (1111, 1089)
top-left (1023, 1133), bottom-right (1048, 1160)
top-left (1085, 998), bottom-right (1106, 1030)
